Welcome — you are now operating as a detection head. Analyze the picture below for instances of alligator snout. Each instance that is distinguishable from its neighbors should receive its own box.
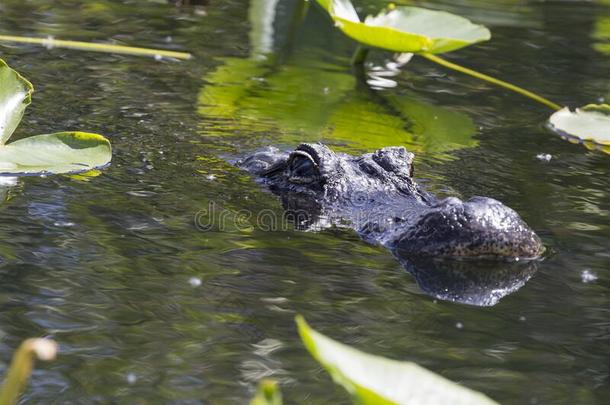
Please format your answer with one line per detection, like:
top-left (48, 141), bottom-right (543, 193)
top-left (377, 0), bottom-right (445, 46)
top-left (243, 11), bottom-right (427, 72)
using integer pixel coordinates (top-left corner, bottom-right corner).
top-left (395, 196), bottom-right (544, 259)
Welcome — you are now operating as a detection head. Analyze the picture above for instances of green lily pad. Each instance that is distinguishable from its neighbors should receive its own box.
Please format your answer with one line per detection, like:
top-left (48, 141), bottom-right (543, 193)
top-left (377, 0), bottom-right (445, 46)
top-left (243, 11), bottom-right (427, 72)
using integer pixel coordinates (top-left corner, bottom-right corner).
top-left (547, 104), bottom-right (610, 149)
top-left (0, 132), bottom-right (112, 175)
top-left (316, 0), bottom-right (490, 54)
top-left (0, 59), bottom-right (33, 146)
top-left (0, 59), bottom-right (112, 175)
top-left (296, 315), bottom-right (498, 405)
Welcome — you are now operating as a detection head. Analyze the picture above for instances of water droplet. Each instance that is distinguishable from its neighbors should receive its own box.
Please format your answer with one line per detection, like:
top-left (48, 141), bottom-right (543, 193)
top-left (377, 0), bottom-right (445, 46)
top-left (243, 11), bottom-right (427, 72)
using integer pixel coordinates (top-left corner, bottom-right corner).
top-left (54, 221), bottom-right (75, 228)
top-left (455, 322), bottom-right (463, 329)
top-left (126, 373), bottom-right (137, 384)
top-left (536, 153), bottom-right (552, 162)
top-left (519, 316), bottom-right (526, 322)
top-left (189, 277), bottom-right (202, 287)
top-left (581, 269), bottom-right (598, 283)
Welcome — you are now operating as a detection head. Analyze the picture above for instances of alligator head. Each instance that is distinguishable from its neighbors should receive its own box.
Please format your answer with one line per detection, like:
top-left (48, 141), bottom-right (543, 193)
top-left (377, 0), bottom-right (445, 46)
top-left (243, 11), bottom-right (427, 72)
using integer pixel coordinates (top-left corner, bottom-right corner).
top-left (238, 143), bottom-right (544, 260)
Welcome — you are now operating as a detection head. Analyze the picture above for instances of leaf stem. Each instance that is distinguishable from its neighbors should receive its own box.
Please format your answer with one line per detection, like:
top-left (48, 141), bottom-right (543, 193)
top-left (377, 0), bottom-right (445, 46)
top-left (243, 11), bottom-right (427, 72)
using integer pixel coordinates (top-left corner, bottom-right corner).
top-left (0, 35), bottom-right (191, 60)
top-left (0, 339), bottom-right (57, 405)
top-left (351, 45), bottom-right (369, 66)
top-left (421, 53), bottom-right (561, 111)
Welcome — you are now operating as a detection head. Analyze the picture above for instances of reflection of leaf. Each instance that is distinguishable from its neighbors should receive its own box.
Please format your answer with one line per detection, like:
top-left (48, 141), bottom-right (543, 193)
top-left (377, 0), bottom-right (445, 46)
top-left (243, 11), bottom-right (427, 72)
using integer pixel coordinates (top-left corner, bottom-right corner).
top-left (249, 0), bottom-right (281, 59)
top-left (198, 57), bottom-right (476, 154)
top-left (296, 315), bottom-right (499, 405)
top-left (547, 104), bottom-right (610, 153)
top-left (316, 0), bottom-right (490, 54)
top-left (199, 57), bottom-right (268, 119)
top-left (386, 95), bottom-right (477, 152)
top-left (592, 15), bottom-right (610, 54)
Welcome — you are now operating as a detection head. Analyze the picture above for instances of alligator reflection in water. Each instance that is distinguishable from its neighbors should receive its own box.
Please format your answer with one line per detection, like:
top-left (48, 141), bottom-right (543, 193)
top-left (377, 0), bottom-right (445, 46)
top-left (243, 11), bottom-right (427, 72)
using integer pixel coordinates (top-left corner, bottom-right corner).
top-left (396, 256), bottom-right (538, 306)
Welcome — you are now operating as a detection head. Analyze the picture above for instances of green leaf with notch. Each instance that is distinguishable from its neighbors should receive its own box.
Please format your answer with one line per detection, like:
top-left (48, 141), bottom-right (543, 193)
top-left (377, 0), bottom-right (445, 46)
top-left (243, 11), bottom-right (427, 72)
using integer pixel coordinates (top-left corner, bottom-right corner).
top-left (316, 0), bottom-right (490, 54)
top-left (296, 315), bottom-right (498, 405)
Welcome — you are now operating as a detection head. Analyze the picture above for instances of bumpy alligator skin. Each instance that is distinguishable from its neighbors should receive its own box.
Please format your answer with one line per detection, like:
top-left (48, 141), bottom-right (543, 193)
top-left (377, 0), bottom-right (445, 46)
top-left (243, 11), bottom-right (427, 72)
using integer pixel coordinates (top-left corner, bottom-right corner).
top-left (237, 143), bottom-right (544, 305)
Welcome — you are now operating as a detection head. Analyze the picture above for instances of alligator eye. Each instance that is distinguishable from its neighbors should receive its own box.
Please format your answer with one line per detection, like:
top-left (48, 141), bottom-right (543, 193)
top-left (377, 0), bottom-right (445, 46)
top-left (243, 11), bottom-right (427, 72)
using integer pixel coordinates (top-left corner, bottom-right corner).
top-left (287, 152), bottom-right (320, 184)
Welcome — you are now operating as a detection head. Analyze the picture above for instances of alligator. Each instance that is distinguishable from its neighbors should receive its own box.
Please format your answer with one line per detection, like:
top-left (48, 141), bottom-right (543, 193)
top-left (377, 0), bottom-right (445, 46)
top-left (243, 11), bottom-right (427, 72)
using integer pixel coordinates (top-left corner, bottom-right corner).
top-left (237, 143), bottom-right (544, 305)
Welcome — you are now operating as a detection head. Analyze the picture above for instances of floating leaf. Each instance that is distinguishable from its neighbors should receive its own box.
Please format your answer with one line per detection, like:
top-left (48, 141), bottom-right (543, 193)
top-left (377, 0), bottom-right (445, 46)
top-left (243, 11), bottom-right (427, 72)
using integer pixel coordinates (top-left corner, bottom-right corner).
top-left (316, 0), bottom-right (490, 54)
top-left (0, 59), bottom-right (33, 146)
top-left (547, 104), bottom-right (610, 150)
top-left (296, 315), bottom-right (498, 405)
top-left (0, 59), bottom-right (112, 175)
top-left (0, 132), bottom-right (112, 175)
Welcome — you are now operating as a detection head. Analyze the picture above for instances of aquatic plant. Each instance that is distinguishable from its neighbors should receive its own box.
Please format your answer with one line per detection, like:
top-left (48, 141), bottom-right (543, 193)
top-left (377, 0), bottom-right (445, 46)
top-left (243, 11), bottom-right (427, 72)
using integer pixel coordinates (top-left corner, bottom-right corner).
top-left (0, 59), bottom-right (111, 175)
top-left (548, 104), bottom-right (610, 153)
top-left (296, 315), bottom-right (497, 405)
top-left (250, 379), bottom-right (282, 405)
top-left (315, 0), bottom-right (610, 152)
top-left (0, 338), bottom-right (57, 405)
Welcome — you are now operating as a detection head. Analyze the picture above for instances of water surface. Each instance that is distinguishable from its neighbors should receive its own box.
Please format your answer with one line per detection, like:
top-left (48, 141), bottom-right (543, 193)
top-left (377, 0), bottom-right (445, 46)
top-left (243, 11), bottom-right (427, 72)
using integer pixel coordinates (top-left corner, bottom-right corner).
top-left (0, 0), bottom-right (608, 403)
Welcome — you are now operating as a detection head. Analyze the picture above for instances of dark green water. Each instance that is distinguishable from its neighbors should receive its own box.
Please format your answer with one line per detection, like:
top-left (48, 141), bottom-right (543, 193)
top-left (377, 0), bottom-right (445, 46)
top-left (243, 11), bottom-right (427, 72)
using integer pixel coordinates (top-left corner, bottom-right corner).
top-left (0, 0), bottom-right (609, 403)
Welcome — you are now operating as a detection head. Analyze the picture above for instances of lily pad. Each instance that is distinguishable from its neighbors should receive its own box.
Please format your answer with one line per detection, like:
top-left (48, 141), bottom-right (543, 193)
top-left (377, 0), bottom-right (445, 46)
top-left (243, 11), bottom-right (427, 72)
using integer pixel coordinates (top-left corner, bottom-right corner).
top-left (316, 0), bottom-right (490, 54)
top-left (0, 132), bottom-right (111, 175)
top-left (0, 59), bottom-right (32, 146)
top-left (296, 315), bottom-right (498, 405)
top-left (547, 104), bottom-right (610, 149)
top-left (0, 59), bottom-right (112, 175)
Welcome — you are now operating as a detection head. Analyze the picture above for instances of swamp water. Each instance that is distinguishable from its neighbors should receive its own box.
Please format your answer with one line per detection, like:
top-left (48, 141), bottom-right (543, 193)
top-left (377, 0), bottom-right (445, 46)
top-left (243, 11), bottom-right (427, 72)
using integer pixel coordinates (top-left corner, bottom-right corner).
top-left (0, 0), bottom-right (608, 403)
